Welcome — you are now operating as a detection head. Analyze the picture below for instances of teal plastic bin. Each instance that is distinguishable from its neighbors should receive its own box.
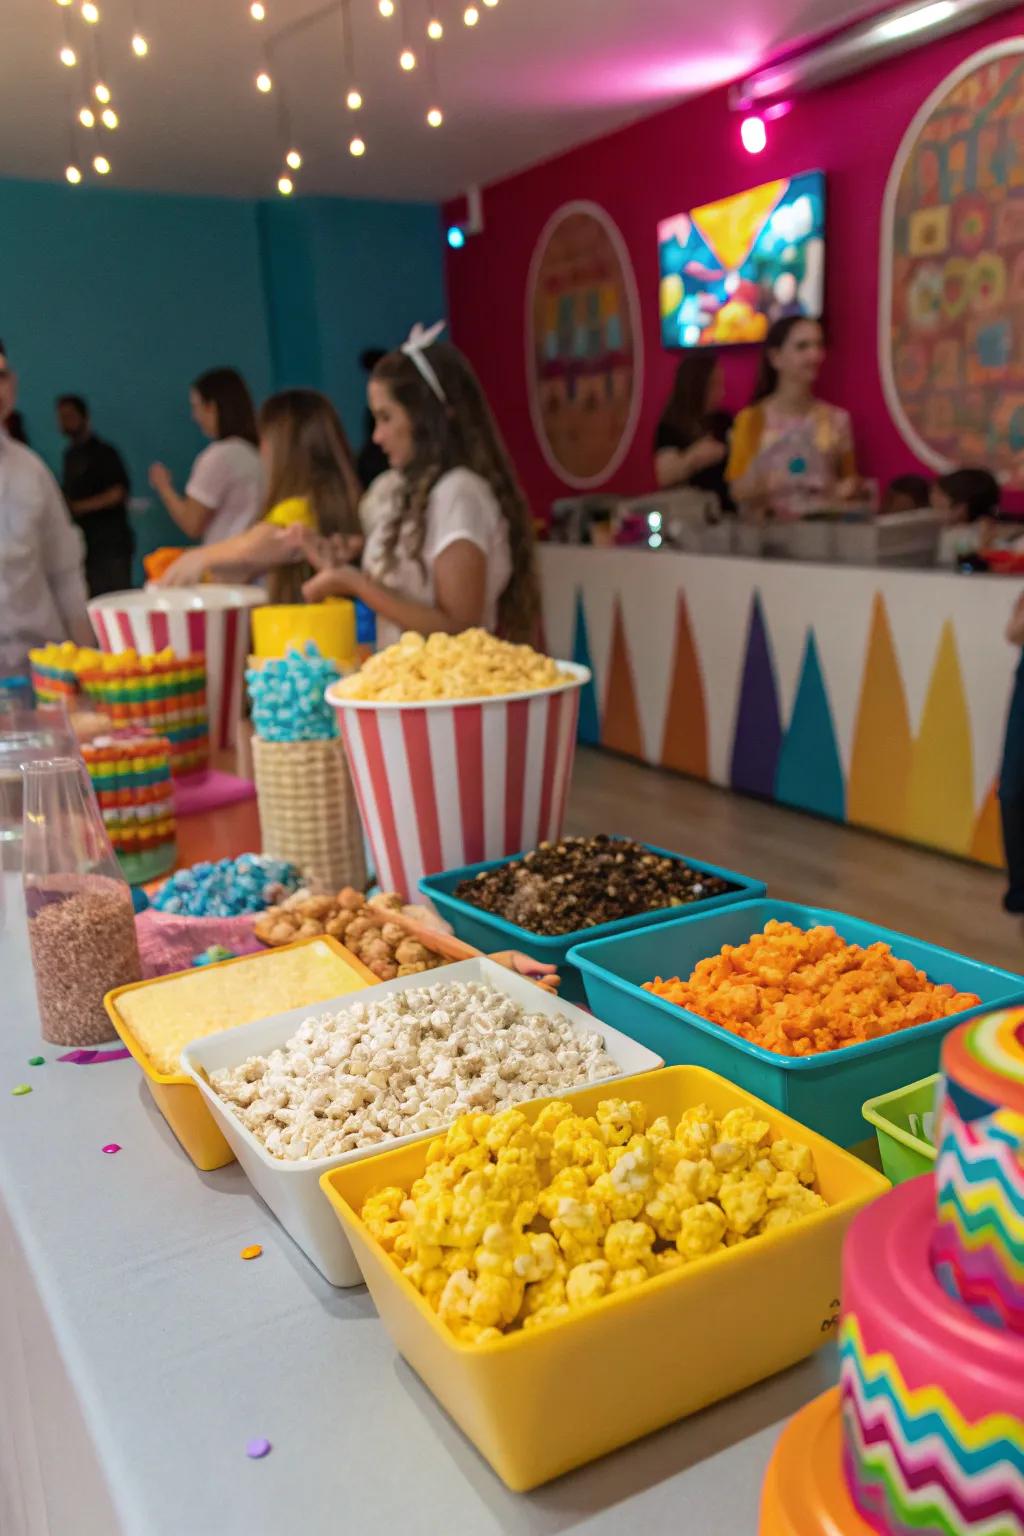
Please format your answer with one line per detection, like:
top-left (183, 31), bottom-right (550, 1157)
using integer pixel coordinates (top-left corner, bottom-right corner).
top-left (420, 842), bottom-right (764, 1003)
top-left (861, 1074), bottom-right (940, 1184)
top-left (568, 899), bottom-right (1024, 1146)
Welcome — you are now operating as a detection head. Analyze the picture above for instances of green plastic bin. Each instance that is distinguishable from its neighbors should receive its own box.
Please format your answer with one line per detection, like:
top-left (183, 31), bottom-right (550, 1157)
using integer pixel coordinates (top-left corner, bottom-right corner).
top-left (861, 1074), bottom-right (940, 1184)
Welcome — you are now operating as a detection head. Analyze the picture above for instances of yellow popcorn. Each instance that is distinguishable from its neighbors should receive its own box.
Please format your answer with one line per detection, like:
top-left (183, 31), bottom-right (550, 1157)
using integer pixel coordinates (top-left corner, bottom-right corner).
top-left (769, 1138), bottom-right (817, 1186)
top-left (604, 1220), bottom-right (656, 1273)
top-left (674, 1104), bottom-right (718, 1161)
top-left (565, 1259), bottom-right (612, 1308)
top-left (366, 1097), bottom-right (829, 1340)
top-left (362, 1186), bottom-right (408, 1252)
top-left (718, 1171), bottom-right (770, 1236)
top-left (334, 629), bottom-right (570, 703)
top-left (676, 1201), bottom-right (727, 1260)
top-left (596, 1098), bottom-right (646, 1147)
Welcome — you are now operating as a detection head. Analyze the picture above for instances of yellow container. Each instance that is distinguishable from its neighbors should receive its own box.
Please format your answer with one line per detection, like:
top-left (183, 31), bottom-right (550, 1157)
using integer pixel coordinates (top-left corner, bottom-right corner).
top-left (106, 936), bottom-right (376, 1171)
top-left (320, 1065), bottom-right (889, 1491)
top-left (251, 602), bottom-right (356, 666)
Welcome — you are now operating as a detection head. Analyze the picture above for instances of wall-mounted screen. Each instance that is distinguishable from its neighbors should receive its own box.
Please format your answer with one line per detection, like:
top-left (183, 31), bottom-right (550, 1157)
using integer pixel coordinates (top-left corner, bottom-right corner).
top-left (658, 169), bottom-right (825, 349)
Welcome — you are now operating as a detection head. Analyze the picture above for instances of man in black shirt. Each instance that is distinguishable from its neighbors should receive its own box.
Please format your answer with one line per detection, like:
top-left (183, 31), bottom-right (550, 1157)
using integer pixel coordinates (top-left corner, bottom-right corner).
top-left (57, 394), bottom-right (134, 596)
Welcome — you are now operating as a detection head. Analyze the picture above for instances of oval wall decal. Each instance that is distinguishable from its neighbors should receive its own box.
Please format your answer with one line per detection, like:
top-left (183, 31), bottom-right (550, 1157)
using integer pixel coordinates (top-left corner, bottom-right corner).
top-left (879, 40), bottom-right (1024, 480)
top-left (526, 200), bottom-right (643, 488)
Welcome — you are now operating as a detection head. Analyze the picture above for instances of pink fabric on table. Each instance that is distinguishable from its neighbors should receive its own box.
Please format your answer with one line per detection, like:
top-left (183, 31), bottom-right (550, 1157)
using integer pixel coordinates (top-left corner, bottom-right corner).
top-left (135, 909), bottom-right (263, 979)
top-left (173, 770), bottom-right (255, 818)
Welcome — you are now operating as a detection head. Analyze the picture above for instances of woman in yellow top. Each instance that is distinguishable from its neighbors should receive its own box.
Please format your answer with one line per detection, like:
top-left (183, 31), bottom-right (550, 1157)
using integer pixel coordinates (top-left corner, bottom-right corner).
top-left (726, 317), bottom-right (858, 522)
top-left (158, 390), bottom-right (361, 599)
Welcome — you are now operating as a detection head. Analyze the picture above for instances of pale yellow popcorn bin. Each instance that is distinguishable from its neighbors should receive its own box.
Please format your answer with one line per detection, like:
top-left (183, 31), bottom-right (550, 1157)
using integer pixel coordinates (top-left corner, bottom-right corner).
top-left (105, 936), bottom-right (376, 1171)
top-left (325, 662), bottom-right (590, 900)
top-left (321, 1065), bottom-right (890, 1491)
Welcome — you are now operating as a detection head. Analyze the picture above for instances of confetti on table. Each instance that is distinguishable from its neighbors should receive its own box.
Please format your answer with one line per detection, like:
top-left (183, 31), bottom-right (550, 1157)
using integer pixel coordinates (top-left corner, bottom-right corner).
top-left (57, 1048), bottom-right (132, 1065)
top-left (246, 1438), bottom-right (271, 1459)
top-left (11, 1084), bottom-right (32, 1096)
top-left (28, 1056), bottom-right (45, 1067)
top-left (240, 1244), bottom-right (263, 1261)
top-left (102, 1143), bottom-right (121, 1155)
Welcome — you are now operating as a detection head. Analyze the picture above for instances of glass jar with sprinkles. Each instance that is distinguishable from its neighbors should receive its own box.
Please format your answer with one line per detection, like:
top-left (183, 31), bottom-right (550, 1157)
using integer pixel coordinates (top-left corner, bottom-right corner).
top-left (22, 757), bottom-right (141, 1046)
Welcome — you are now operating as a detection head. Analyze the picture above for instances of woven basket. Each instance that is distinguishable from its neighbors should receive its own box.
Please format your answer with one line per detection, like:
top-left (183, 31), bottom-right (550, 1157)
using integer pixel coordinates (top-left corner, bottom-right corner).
top-left (251, 736), bottom-right (366, 893)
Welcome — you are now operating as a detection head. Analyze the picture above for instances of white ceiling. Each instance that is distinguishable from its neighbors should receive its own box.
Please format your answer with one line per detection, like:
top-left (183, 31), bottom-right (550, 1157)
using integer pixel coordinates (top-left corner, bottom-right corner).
top-left (2, 0), bottom-right (879, 201)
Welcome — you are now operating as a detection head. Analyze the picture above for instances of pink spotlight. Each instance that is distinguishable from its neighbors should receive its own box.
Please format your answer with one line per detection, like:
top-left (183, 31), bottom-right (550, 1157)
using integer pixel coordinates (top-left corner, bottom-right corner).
top-left (740, 114), bottom-right (767, 154)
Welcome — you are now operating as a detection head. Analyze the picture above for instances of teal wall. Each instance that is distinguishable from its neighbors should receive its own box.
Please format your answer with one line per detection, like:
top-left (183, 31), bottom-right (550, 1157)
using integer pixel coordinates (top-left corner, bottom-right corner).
top-left (0, 179), bottom-right (443, 573)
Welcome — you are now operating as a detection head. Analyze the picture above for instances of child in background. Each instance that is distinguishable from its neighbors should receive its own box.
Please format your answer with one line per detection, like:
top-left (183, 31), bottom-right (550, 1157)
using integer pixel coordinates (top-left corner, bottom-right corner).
top-left (880, 474), bottom-right (931, 514)
top-left (297, 325), bottom-right (540, 647)
top-left (931, 467), bottom-right (1001, 565)
top-left (157, 390), bottom-right (362, 601)
top-left (999, 590), bottom-right (1024, 913)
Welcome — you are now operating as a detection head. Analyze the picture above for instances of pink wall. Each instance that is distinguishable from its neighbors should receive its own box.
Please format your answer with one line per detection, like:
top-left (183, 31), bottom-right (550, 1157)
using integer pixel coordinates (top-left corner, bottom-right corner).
top-left (444, 10), bottom-right (1024, 520)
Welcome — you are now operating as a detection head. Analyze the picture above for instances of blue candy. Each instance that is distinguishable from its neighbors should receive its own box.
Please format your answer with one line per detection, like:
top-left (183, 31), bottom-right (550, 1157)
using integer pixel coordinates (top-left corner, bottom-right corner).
top-left (152, 854), bottom-right (301, 917)
top-left (246, 643), bottom-right (341, 744)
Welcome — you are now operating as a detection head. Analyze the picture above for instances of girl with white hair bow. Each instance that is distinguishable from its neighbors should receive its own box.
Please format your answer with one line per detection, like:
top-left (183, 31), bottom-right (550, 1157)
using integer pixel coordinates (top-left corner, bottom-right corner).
top-left (294, 323), bottom-right (539, 648)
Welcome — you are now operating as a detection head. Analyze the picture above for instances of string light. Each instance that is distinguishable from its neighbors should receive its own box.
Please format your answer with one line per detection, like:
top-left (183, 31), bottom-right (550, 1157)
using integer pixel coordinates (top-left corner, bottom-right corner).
top-left (277, 174), bottom-right (293, 194)
top-left (59, 44), bottom-right (77, 65)
top-left (79, 106), bottom-right (95, 126)
top-left (55, 0), bottom-right (73, 7)
top-left (349, 135), bottom-right (365, 156)
top-left (81, 1), bottom-right (99, 22)
top-left (483, 0), bottom-right (498, 7)
top-left (346, 88), bottom-right (362, 109)
top-left (426, 106), bottom-right (443, 127)
top-left (101, 106), bottom-right (118, 127)
top-left (255, 69), bottom-right (272, 91)
top-left (250, 0), bottom-right (266, 15)
top-left (463, 5), bottom-right (479, 24)
top-left (399, 47), bottom-right (416, 69)
top-left (65, 163), bottom-right (83, 183)
top-left (426, 16), bottom-right (443, 36)
top-left (93, 153), bottom-right (110, 173)
top-left (131, 32), bottom-right (148, 54)
top-left (94, 80), bottom-right (111, 101)
top-left (285, 147), bottom-right (302, 168)
top-left (378, 0), bottom-right (394, 14)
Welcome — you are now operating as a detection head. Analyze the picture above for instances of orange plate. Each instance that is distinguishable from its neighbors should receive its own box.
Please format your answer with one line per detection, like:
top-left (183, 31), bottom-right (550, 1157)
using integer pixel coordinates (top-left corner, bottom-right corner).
top-left (759, 1386), bottom-right (875, 1536)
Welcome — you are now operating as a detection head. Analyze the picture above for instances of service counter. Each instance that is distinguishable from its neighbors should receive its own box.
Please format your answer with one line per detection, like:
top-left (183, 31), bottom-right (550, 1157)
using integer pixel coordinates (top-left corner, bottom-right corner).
top-left (537, 544), bottom-right (1019, 867)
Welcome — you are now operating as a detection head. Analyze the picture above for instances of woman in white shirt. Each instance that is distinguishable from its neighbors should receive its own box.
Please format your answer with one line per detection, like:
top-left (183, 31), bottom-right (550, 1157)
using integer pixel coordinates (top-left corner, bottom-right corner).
top-left (148, 368), bottom-right (263, 544)
top-left (298, 328), bottom-right (539, 647)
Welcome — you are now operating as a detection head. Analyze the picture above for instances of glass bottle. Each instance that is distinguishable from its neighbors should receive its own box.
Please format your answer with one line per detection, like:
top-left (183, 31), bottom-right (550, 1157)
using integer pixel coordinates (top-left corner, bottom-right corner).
top-left (22, 757), bottom-right (142, 1046)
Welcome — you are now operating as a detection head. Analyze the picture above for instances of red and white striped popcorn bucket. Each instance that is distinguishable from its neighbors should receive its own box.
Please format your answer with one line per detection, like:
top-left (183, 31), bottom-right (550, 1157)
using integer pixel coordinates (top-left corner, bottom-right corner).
top-left (327, 663), bottom-right (590, 899)
top-left (87, 586), bottom-right (265, 753)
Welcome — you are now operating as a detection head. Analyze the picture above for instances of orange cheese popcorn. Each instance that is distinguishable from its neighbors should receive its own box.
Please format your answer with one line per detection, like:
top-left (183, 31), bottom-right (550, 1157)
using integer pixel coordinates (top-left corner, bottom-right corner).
top-left (643, 920), bottom-right (979, 1057)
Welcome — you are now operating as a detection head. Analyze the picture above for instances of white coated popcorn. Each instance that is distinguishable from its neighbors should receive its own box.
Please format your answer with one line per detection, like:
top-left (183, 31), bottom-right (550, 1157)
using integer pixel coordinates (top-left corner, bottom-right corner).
top-left (208, 980), bottom-right (620, 1162)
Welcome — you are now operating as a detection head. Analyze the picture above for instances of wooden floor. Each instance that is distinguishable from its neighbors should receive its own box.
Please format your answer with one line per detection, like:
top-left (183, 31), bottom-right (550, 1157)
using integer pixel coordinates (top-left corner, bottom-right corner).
top-left (565, 747), bottom-right (1024, 976)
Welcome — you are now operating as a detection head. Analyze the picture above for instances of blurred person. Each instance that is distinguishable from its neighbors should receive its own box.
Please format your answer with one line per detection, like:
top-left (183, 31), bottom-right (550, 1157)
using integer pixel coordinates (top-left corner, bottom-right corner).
top-left (999, 589), bottom-right (1024, 912)
top-left (881, 473), bottom-right (931, 514)
top-left (0, 341), bottom-right (94, 676)
top-left (297, 325), bottom-right (539, 647)
top-left (157, 388), bottom-right (361, 603)
top-left (931, 468), bottom-right (1001, 564)
top-left (727, 317), bottom-right (858, 520)
top-left (0, 337), bottom-right (27, 443)
top-left (356, 347), bottom-right (389, 490)
top-left (148, 367), bottom-right (262, 543)
top-left (57, 393), bottom-right (133, 596)
top-left (653, 354), bottom-right (733, 509)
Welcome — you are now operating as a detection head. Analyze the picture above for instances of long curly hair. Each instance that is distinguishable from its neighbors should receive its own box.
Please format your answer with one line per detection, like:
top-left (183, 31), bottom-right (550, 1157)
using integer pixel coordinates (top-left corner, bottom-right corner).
top-left (259, 389), bottom-right (362, 604)
top-left (371, 342), bottom-right (539, 641)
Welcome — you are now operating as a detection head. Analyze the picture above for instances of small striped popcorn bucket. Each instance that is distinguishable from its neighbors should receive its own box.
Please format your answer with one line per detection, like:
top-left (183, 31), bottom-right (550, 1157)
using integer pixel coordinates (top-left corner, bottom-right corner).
top-left (326, 663), bottom-right (589, 899)
top-left (88, 586), bottom-right (265, 753)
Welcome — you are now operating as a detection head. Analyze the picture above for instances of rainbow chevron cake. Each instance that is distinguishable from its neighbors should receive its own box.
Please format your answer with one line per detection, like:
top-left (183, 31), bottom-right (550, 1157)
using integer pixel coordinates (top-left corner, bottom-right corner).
top-left (760, 1008), bottom-right (1024, 1535)
top-left (838, 1008), bottom-right (1024, 1536)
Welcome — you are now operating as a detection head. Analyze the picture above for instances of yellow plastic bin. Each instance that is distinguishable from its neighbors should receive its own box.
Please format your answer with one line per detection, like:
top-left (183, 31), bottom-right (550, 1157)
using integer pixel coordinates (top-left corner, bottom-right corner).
top-left (251, 602), bottom-right (356, 666)
top-left (106, 935), bottom-right (375, 1170)
top-left (320, 1065), bottom-right (889, 1490)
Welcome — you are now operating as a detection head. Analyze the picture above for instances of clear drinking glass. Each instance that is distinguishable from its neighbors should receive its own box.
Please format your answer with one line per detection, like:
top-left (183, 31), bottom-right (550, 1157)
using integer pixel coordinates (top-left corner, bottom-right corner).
top-left (22, 757), bottom-right (141, 1046)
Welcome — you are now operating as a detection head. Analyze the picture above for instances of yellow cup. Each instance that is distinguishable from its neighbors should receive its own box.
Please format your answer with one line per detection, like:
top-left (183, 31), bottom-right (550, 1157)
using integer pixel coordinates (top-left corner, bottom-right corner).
top-left (251, 601), bottom-right (356, 665)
